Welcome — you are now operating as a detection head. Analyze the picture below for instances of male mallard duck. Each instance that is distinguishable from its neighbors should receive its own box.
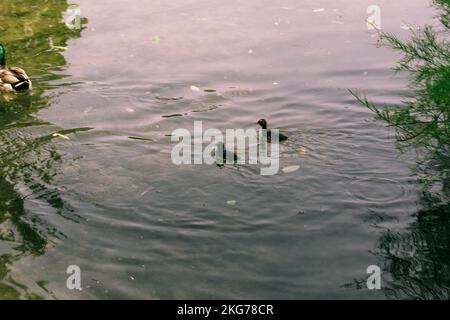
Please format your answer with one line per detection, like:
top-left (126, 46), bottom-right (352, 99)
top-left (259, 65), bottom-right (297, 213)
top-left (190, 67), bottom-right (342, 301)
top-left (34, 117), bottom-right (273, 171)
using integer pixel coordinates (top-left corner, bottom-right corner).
top-left (0, 44), bottom-right (32, 93)
top-left (257, 119), bottom-right (288, 142)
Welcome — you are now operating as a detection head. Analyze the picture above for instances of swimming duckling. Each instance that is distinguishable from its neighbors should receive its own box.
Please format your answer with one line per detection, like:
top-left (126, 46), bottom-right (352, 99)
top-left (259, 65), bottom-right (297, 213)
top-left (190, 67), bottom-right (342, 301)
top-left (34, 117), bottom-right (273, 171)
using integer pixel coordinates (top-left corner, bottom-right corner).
top-left (257, 119), bottom-right (288, 142)
top-left (0, 44), bottom-right (32, 94)
top-left (214, 142), bottom-right (238, 166)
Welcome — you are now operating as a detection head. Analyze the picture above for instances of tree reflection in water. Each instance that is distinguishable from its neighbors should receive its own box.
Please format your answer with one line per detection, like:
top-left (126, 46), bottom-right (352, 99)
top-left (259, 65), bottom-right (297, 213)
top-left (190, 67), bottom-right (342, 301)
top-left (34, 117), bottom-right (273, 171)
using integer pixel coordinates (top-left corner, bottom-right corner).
top-left (0, 0), bottom-right (86, 299)
top-left (353, 0), bottom-right (450, 299)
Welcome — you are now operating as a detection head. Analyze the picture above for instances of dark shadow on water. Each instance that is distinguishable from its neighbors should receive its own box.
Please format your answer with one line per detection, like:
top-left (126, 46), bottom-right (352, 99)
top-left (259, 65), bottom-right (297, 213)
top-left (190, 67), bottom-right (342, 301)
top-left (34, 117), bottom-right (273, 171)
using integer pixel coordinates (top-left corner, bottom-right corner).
top-left (0, 0), bottom-right (87, 299)
top-left (378, 190), bottom-right (450, 299)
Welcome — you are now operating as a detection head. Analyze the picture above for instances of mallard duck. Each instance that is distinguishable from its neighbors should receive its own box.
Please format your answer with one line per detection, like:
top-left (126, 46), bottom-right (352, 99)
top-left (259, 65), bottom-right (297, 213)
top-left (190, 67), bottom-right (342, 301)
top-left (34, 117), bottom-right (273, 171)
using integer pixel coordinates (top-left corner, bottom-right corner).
top-left (0, 44), bottom-right (32, 93)
top-left (257, 119), bottom-right (288, 142)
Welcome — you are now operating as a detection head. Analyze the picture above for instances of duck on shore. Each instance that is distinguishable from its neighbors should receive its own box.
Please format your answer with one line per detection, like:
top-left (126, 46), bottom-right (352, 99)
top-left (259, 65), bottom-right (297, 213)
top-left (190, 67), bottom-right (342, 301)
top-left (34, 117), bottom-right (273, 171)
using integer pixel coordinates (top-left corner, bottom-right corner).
top-left (257, 119), bottom-right (288, 142)
top-left (0, 44), bottom-right (32, 95)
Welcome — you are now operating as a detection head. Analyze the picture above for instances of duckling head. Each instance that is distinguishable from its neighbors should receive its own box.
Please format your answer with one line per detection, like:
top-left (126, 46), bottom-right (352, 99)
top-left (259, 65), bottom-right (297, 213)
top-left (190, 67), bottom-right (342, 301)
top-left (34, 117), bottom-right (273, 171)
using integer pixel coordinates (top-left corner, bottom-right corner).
top-left (257, 119), bottom-right (268, 129)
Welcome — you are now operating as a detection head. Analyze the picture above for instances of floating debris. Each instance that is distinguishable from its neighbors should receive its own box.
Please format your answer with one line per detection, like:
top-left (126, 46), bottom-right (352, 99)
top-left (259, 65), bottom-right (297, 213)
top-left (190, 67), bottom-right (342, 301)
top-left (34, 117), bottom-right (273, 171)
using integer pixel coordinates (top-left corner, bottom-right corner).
top-left (226, 200), bottom-right (237, 205)
top-left (313, 8), bottom-right (325, 13)
top-left (126, 108), bottom-right (135, 113)
top-left (190, 85), bottom-right (201, 92)
top-left (128, 136), bottom-right (153, 141)
top-left (155, 96), bottom-right (184, 101)
top-left (52, 132), bottom-right (70, 140)
top-left (83, 107), bottom-right (93, 114)
top-left (48, 37), bottom-right (67, 51)
top-left (282, 165), bottom-right (300, 173)
top-left (204, 89), bottom-right (216, 93)
top-left (191, 104), bottom-right (220, 113)
top-left (162, 113), bottom-right (183, 118)
top-left (51, 45), bottom-right (67, 51)
top-left (151, 36), bottom-right (161, 44)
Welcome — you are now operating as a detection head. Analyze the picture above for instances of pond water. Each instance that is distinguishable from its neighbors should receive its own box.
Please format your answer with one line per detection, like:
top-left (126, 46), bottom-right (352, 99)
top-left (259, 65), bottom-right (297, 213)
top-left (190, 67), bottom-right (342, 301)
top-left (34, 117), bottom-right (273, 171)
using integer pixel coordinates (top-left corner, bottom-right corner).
top-left (1, 0), bottom-right (446, 299)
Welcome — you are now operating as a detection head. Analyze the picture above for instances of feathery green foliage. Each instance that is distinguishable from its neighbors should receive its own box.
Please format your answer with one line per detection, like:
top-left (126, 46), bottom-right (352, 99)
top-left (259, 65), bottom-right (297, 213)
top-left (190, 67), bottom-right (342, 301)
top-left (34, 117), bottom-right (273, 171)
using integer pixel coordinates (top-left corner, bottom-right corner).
top-left (351, 0), bottom-right (449, 153)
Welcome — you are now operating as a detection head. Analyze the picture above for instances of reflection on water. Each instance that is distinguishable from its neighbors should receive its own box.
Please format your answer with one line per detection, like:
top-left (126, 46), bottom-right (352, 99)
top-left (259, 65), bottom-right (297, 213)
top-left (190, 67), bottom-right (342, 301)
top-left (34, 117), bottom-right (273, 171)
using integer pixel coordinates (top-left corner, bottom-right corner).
top-left (376, 149), bottom-right (450, 299)
top-left (0, 0), bottom-right (448, 299)
top-left (354, 0), bottom-right (450, 299)
top-left (378, 191), bottom-right (450, 299)
top-left (0, 0), bottom-right (85, 298)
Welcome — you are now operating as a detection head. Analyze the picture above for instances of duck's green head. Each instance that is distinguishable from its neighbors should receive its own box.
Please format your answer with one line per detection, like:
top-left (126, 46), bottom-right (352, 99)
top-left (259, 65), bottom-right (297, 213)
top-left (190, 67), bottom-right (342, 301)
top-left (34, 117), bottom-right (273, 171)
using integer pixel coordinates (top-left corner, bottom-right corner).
top-left (0, 44), bottom-right (5, 67)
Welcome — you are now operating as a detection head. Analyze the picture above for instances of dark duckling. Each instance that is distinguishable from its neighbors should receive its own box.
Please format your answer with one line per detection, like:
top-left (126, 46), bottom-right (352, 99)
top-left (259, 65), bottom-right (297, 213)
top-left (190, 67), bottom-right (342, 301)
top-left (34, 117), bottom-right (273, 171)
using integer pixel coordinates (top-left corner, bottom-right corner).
top-left (257, 119), bottom-right (288, 142)
top-left (214, 142), bottom-right (238, 166)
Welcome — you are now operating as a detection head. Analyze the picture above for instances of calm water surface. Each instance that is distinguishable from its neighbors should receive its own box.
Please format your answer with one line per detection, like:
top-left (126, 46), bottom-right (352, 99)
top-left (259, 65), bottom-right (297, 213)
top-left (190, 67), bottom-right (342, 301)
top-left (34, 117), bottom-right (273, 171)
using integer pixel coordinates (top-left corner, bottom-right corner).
top-left (1, 0), bottom-right (443, 299)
